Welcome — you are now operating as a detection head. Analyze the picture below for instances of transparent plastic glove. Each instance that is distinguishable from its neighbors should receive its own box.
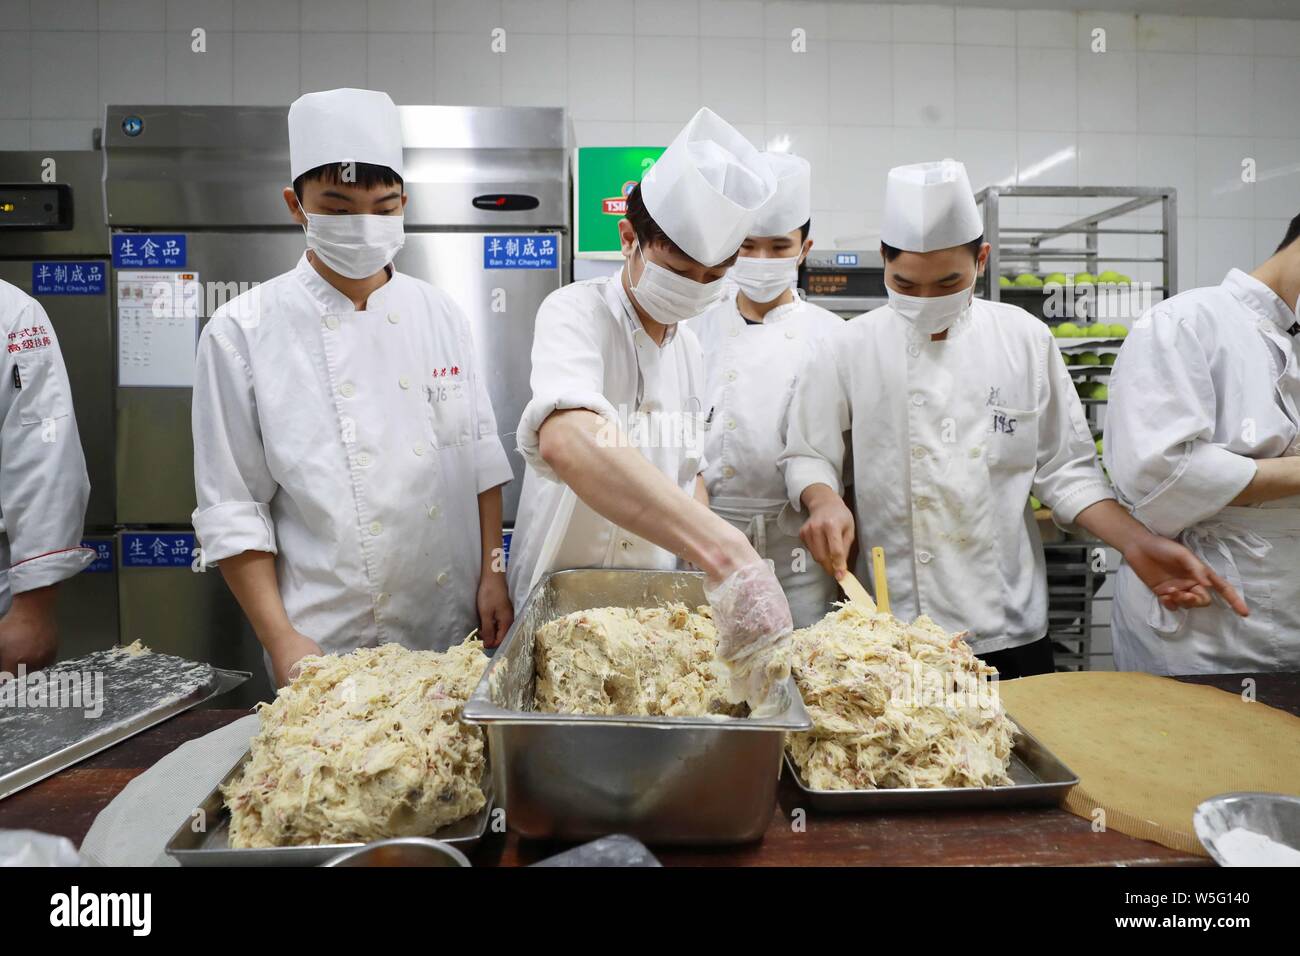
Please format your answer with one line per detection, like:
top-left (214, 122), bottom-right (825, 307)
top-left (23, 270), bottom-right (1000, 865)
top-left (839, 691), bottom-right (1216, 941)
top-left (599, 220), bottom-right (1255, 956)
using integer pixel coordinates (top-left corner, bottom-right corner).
top-left (704, 560), bottom-right (794, 712)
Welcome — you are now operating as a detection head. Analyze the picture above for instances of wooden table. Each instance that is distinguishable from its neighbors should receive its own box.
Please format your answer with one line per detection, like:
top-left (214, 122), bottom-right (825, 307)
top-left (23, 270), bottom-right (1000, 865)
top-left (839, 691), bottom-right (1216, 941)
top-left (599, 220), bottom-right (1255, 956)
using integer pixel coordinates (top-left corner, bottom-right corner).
top-left (3, 672), bottom-right (1295, 866)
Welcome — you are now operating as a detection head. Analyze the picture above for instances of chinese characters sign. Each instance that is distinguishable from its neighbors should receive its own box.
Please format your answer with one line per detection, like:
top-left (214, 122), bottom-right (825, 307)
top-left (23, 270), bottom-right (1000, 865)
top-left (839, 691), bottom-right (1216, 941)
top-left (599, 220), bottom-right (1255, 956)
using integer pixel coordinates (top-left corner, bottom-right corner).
top-left (112, 234), bottom-right (187, 268)
top-left (32, 261), bottom-right (106, 295)
top-left (483, 234), bottom-right (558, 270)
top-left (121, 532), bottom-right (197, 569)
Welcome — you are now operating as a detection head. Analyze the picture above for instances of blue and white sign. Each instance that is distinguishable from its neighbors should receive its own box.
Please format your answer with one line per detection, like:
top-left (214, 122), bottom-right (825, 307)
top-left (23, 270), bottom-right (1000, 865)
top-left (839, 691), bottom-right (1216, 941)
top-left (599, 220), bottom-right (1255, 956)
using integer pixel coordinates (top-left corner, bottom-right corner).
top-left (81, 540), bottom-right (114, 574)
top-left (834, 252), bottom-right (859, 267)
top-left (484, 235), bottom-right (558, 270)
top-left (112, 234), bottom-right (186, 269)
top-left (32, 261), bottom-right (106, 296)
top-left (121, 532), bottom-right (197, 569)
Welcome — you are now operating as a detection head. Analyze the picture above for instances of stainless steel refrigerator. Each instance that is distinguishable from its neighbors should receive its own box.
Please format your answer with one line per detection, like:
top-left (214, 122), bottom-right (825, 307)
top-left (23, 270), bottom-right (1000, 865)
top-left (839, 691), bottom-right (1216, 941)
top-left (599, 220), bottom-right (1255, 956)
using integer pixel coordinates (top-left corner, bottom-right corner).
top-left (0, 150), bottom-right (118, 660)
top-left (102, 105), bottom-right (568, 701)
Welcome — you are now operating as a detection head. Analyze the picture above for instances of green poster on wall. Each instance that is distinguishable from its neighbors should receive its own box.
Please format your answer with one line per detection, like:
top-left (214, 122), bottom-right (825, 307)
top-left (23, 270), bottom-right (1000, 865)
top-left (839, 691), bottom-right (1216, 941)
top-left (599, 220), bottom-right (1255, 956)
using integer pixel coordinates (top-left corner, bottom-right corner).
top-left (574, 146), bottom-right (666, 259)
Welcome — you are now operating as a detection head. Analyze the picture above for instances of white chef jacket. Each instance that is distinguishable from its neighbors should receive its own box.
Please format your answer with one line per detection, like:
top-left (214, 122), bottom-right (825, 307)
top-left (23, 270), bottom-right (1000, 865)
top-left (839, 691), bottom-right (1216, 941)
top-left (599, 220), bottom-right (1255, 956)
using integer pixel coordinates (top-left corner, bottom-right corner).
top-left (781, 297), bottom-right (1113, 654)
top-left (192, 255), bottom-right (513, 657)
top-left (691, 290), bottom-right (842, 626)
top-left (1104, 268), bottom-right (1300, 673)
top-left (0, 280), bottom-right (93, 617)
top-left (508, 273), bottom-right (706, 607)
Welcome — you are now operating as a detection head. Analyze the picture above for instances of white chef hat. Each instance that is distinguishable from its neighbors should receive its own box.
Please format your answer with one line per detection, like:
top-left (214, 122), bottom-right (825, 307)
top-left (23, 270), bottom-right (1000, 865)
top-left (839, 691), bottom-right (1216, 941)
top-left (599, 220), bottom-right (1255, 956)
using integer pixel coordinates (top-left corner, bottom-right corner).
top-left (749, 152), bottom-right (811, 238)
top-left (640, 107), bottom-right (777, 266)
top-left (879, 159), bottom-right (984, 253)
top-left (288, 88), bottom-right (404, 182)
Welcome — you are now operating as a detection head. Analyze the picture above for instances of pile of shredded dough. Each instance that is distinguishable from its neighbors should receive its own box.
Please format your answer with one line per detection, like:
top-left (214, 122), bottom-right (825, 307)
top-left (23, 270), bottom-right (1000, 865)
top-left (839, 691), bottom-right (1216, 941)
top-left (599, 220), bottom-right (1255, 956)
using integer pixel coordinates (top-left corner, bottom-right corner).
top-left (533, 605), bottom-right (748, 718)
top-left (788, 604), bottom-right (1017, 790)
top-left (223, 640), bottom-right (488, 848)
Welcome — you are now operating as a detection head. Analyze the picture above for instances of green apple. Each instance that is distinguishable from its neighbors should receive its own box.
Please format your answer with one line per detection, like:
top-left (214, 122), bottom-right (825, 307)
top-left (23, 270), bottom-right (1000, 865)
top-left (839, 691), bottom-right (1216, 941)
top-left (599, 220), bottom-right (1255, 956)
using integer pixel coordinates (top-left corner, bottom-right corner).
top-left (1101, 352), bottom-right (1117, 366)
top-left (1109, 324), bottom-right (1128, 338)
top-left (1073, 272), bottom-right (1096, 285)
top-left (1087, 322), bottom-right (1110, 336)
top-left (1014, 273), bottom-right (1044, 287)
top-left (1077, 352), bottom-right (1102, 366)
top-left (1116, 273), bottom-right (1132, 284)
top-left (1093, 383), bottom-right (1109, 400)
top-left (1029, 496), bottom-right (1042, 511)
top-left (999, 275), bottom-right (1013, 287)
top-left (1094, 437), bottom-right (1103, 455)
top-left (1055, 322), bottom-right (1082, 337)
top-left (1044, 272), bottom-right (1068, 285)
top-left (1097, 270), bottom-right (1123, 284)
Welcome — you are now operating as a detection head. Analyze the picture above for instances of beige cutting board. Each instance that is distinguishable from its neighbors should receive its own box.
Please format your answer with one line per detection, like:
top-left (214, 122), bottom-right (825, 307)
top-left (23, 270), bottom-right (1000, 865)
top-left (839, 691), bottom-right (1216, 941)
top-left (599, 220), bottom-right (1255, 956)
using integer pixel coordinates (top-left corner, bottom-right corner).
top-left (999, 671), bottom-right (1300, 856)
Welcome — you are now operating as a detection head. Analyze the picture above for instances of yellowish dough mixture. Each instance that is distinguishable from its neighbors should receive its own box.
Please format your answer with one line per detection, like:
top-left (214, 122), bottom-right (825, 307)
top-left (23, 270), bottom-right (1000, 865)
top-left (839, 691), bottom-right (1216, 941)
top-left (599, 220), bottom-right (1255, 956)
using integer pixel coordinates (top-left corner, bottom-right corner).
top-left (533, 605), bottom-right (748, 718)
top-left (223, 640), bottom-right (488, 848)
top-left (788, 604), bottom-right (1017, 790)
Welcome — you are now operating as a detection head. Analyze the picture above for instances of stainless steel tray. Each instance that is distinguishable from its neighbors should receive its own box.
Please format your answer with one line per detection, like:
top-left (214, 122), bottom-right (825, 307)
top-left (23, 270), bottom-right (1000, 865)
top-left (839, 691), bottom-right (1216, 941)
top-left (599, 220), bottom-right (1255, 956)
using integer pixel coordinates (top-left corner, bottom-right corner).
top-left (784, 724), bottom-right (1078, 811)
top-left (462, 568), bottom-right (812, 845)
top-left (164, 749), bottom-right (494, 866)
top-left (0, 646), bottom-right (249, 801)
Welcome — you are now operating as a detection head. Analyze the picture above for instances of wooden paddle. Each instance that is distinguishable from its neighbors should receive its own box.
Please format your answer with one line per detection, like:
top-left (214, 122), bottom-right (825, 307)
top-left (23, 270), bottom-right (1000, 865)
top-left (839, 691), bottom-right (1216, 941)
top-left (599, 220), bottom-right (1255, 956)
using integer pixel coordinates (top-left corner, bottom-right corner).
top-left (871, 546), bottom-right (891, 614)
top-left (837, 569), bottom-right (877, 612)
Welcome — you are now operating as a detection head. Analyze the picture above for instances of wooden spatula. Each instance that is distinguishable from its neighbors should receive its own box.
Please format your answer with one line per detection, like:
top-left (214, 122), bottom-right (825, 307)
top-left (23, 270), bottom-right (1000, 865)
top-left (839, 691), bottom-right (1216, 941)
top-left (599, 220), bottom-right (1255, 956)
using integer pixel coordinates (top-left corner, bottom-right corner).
top-left (838, 569), bottom-right (876, 612)
top-left (871, 546), bottom-right (891, 614)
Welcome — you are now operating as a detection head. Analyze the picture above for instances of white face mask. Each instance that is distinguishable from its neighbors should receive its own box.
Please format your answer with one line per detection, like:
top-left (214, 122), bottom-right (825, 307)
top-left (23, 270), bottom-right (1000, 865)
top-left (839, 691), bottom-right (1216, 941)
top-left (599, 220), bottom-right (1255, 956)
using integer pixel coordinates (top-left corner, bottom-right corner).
top-left (304, 212), bottom-right (405, 280)
top-left (628, 243), bottom-right (725, 325)
top-left (731, 255), bottom-right (799, 304)
top-left (887, 280), bottom-right (976, 335)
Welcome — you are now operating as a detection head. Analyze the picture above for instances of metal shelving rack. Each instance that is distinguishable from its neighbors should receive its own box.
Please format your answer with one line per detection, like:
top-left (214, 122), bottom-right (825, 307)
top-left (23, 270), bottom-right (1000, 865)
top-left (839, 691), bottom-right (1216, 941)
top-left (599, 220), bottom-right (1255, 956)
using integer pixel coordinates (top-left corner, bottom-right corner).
top-left (973, 185), bottom-right (1179, 671)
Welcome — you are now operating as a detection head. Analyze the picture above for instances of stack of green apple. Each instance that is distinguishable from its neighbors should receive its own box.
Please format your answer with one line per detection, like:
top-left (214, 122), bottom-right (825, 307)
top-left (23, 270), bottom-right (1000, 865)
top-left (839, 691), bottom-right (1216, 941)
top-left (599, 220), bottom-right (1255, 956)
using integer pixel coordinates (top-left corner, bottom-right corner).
top-left (1051, 322), bottom-right (1129, 339)
top-left (1075, 381), bottom-right (1109, 400)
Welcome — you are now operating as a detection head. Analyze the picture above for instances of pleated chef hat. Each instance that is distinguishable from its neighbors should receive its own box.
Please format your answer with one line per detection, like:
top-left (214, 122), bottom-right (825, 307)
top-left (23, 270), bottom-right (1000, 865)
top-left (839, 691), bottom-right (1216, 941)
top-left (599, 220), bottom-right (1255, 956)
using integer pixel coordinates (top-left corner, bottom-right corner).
top-left (749, 152), bottom-right (811, 238)
top-left (288, 88), bottom-right (404, 182)
top-left (640, 107), bottom-right (777, 266)
top-left (880, 159), bottom-right (984, 253)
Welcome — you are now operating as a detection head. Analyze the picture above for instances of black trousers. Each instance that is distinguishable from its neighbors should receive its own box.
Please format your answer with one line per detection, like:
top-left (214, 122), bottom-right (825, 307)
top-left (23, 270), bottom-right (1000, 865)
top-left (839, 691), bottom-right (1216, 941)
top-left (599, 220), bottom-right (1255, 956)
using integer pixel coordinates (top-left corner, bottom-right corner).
top-left (978, 635), bottom-right (1055, 679)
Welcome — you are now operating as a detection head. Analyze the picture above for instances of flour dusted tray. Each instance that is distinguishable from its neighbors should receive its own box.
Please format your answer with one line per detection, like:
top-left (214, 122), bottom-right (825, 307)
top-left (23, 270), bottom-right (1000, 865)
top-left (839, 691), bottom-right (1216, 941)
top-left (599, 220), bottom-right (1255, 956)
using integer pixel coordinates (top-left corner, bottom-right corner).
top-left (0, 645), bottom-right (249, 801)
top-left (164, 749), bottom-right (494, 866)
top-left (784, 725), bottom-right (1078, 812)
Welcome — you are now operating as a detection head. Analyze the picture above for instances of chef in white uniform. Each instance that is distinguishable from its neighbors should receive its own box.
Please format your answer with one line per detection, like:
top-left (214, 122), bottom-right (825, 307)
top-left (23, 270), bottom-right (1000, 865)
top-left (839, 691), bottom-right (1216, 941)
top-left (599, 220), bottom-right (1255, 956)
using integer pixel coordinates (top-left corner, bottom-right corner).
top-left (781, 159), bottom-right (1244, 677)
top-left (192, 89), bottom-right (514, 686)
top-left (0, 279), bottom-right (93, 674)
top-left (1105, 217), bottom-right (1300, 674)
top-left (509, 108), bottom-right (794, 692)
top-left (691, 152), bottom-right (841, 627)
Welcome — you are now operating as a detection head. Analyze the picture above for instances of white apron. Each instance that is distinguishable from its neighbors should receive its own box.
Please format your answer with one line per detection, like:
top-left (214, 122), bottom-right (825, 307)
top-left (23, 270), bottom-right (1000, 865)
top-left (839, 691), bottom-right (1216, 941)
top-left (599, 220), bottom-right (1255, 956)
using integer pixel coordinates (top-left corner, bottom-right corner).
top-left (1113, 501), bottom-right (1300, 674)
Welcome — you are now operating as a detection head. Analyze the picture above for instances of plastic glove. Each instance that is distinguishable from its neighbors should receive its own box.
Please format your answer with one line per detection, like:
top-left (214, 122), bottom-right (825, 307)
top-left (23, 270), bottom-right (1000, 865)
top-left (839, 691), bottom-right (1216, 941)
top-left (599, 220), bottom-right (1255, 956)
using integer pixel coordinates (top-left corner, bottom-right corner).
top-left (704, 560), bottom-right (794, 711)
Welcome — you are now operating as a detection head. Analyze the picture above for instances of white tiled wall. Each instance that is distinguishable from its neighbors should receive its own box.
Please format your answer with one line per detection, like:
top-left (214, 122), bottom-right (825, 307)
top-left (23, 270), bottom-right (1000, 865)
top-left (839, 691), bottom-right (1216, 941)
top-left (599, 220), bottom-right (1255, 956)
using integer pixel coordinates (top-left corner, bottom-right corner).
top-left (3, 1), bottom-right (1299, 288)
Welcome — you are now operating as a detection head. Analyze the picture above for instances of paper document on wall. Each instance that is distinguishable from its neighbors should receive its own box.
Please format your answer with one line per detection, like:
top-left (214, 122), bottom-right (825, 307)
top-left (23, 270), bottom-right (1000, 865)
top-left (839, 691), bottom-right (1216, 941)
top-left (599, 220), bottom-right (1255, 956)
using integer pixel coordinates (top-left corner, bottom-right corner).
top-left (117, 270), bottom-right (201, 388)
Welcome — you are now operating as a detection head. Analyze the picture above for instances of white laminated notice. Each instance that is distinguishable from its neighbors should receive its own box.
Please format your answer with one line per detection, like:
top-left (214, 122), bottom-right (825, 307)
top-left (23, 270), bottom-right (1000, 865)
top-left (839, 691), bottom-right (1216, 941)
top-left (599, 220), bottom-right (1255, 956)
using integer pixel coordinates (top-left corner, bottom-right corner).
top-left (117, 270), bottom-right (201, 388)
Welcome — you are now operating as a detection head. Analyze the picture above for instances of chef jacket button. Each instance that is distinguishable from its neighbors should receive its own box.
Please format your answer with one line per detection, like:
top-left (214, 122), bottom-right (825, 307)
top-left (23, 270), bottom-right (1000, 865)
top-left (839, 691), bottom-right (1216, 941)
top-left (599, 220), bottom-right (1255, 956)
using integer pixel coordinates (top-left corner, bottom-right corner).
top-left (722, 465), bottom-right (736, 478)
top-left (729, 328), bottom-right (739, 337)
top-left (427, 505), bottom-right (440, 519)
top-left (912, 446), bottom-right (925, 459)
top-left (399, 376), bottom-right (410, 389)
top-left (726, 419), bottom-right (736, 430)
top-left (915, 496), bottom-right (929, 510)
top-left (413, 442), bottom-right (425, 456)
top-left (356, 451), bottom-right (372, 467)
top-left (785, 330), bottom-right (795, 339)
top-left (324, 316), bottom-right (340, 331)
top-left (376, 591), bottom-right (389, 605)
top-left (911, 394), bottom-right (925, 406)
top-left (369, 521), bottom-right (383, 536)
top-left (726, 370), bottom-right (737, 382)
top-left (436, 571), bottom-right (449, 586)
top-left (969, 446), bottom-right (981, 458)
top-left (387, 311), bottom-right (400, 324)
top-left (340, 382), bottom-right (356, 398)
top-left (908, 345), bottom-right (920, 357)
top-left (917, 551), bottom-right (933, 564)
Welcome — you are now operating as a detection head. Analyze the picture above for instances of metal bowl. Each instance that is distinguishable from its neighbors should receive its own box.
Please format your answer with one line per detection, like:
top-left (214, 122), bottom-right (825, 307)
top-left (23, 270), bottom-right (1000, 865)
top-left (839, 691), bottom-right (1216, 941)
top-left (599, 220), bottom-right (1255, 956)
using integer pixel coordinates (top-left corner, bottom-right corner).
top-left (1193, 792), bottom-right (1300, 866)
top-left (321, 837), bottom-right (472, 868)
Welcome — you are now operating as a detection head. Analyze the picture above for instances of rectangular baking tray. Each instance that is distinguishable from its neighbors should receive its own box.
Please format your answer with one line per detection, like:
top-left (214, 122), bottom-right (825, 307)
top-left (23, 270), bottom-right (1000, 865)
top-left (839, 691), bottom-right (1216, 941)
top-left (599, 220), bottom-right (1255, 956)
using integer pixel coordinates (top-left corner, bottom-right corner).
top-left (164, 749), bottom-right (494, 866)
top-left (784, 725), bottom-right (1078, 811)
top-left (0, 646), bottom-right (249, 801)
top-left (461, 568), bottom-right (812, 845)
